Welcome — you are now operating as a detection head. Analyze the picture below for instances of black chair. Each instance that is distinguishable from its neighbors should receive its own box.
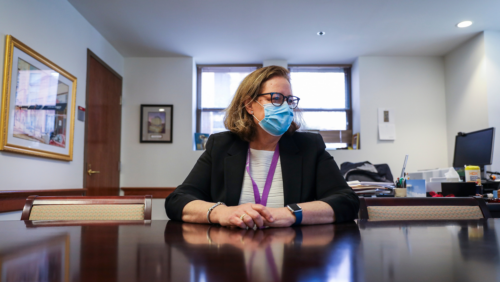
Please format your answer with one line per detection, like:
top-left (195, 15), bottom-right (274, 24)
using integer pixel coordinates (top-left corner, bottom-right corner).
top-left (341, 161), bottom-right (394, 182)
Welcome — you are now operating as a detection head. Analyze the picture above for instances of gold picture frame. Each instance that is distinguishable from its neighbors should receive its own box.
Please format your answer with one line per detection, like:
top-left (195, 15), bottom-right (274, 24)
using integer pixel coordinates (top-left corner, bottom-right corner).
top-left (1, 35), bottom-right (77, 161)
top-left (0, 234), bottom-right (70, 282)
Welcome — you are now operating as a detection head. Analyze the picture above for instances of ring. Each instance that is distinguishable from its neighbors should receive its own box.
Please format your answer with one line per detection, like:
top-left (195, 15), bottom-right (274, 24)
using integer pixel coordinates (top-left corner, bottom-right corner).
top-left (240, 214), bottom-right (247, 221)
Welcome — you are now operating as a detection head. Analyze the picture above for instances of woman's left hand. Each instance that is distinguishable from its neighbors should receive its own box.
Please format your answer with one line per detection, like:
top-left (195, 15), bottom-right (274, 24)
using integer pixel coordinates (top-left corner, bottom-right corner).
top-left (262, 207), bottom-right (295, 227)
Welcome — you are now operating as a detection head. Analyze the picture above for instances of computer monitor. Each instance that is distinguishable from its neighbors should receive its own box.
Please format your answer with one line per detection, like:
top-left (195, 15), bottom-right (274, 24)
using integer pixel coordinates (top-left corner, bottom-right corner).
top-left (453, 127), bottom-right (495, 168)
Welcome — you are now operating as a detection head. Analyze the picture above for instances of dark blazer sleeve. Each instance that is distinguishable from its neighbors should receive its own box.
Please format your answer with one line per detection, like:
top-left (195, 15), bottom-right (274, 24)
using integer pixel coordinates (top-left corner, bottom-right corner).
top-left (164, 135), bottom-right (215, 221)
top-left (313, 134), bottom-right (360, 223)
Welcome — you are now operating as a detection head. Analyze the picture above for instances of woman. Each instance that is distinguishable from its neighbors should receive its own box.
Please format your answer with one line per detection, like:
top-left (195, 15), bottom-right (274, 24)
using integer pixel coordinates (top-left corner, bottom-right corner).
top-left (165, 66), bottom-right (359, 228)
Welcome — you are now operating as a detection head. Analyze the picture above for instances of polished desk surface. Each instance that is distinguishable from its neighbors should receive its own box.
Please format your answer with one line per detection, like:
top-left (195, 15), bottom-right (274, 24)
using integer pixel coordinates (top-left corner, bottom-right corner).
top-left (0, 219), bottom-right (499, 282)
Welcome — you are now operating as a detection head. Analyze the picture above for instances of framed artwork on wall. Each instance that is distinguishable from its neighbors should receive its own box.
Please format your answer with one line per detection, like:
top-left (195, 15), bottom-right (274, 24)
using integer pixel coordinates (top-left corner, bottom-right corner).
top-left (0, 35), bottom-right (77, 161)
top-left (140, 104), bottom-right (173, 143)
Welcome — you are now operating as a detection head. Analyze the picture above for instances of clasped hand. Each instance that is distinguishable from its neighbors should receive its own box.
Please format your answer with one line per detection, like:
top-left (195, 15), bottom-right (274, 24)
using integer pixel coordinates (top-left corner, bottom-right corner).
top-left (211, 203), bottom-right (295, 229)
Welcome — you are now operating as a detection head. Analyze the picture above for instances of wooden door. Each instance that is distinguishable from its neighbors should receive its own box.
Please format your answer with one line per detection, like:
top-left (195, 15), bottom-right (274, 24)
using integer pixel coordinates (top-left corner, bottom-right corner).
top-left (84, 50), bottom-right (122, 196)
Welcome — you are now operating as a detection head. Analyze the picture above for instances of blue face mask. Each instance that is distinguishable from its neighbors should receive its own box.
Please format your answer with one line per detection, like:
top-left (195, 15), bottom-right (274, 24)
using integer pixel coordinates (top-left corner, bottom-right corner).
top-left (253, 102), bottom-right (294, 136)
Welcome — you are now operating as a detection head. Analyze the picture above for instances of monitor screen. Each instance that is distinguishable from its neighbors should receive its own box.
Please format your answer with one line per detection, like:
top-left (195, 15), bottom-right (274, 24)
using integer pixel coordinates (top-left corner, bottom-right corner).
top-left (453, 128), bottom-right (495, 168)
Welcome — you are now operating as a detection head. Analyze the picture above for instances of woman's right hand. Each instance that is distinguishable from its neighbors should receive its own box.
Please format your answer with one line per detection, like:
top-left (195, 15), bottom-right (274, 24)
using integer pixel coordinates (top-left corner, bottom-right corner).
top-left (211, 203), bottom-right (274, 229)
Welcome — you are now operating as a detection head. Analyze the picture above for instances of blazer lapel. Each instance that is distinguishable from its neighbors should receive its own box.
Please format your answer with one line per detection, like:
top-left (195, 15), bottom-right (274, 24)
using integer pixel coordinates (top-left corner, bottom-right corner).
top-left (224, 138), bottom-right (249, 206)
top-left (279, 134), bottom-right (302, 206)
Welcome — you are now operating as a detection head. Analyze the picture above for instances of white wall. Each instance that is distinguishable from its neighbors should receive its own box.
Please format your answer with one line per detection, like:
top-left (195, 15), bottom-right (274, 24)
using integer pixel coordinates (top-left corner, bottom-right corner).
top-left (444, 33), bottom-right (488, 166)
top-left (121, 57), bottom-right (200, 219)
top-left (485, 31), bottom-right (500, 172)
top-left (263, 60), bottom-right (288, 68)
top-left (122, 56), bottom-right (450, 197)
top-left (0, 0), bottom-right (124, 193)
top-left (444, 31), bottom-right (500, 171)
top-left (330, 57), bottom-right (449, 175)
top-left (121, 57), bottom-right (201, 188)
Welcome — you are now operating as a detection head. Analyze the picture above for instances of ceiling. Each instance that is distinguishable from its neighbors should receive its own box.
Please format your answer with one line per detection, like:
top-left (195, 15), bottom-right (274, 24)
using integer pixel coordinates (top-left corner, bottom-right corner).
top-left (68, 0), bottom-right (500, 64)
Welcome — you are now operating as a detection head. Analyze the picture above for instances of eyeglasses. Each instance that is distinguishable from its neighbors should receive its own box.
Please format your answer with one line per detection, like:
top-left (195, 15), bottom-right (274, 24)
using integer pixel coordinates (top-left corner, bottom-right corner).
top-left (256, 92), bottom-right (300, 109)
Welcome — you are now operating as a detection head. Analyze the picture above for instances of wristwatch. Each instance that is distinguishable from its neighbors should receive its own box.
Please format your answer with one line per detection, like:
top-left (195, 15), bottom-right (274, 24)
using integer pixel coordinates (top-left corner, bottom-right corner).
top-left (286, 204), bottom-right (303, 226)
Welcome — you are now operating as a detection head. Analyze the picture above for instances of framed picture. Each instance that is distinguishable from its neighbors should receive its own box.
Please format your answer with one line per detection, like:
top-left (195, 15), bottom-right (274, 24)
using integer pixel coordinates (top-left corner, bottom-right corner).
top-left (140, 104), bottom-right (173, 143)
top-left (0, 234), bottom-right (69, 282)
top-left (0, 35), bottom-right (77, 161)
top-left (352, 133), bottom-right (360, 150)
top-left (194, 133), bottom-right (209, 150)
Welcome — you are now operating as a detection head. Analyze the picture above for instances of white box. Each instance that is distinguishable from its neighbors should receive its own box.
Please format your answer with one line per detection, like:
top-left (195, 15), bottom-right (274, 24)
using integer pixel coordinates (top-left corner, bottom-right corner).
top-left (408, 168), bottom-right (449, 182)
top-left (407, 168), bottom-right (459, 192)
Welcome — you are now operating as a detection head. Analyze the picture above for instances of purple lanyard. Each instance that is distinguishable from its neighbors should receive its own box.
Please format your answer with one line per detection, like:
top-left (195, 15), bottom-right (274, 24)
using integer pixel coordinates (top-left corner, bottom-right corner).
top-left (245, 144), bottom-right (280, 207)
top-left (246, 246), bottom-right (280, 282)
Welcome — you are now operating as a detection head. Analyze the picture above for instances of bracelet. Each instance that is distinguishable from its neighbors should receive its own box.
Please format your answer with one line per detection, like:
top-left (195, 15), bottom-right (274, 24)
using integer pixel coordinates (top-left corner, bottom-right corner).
top-left (207, 202), bottom-right (225, 224)
top-left (206, 226), bottom-right (213, 244)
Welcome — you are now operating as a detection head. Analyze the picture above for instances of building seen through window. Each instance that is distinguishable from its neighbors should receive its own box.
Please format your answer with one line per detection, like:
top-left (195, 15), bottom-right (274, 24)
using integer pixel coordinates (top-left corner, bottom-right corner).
top-left (196, 65), bottom-right (352, 149)
top-left (197, 66), bottom-right (259, 134)
top-left (289, 66), bottom-right (352, 149)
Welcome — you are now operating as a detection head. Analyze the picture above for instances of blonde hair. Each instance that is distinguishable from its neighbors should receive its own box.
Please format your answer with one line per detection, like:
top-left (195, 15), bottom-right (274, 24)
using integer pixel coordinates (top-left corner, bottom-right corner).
top-left (224, 65), bottom-right (301, 142)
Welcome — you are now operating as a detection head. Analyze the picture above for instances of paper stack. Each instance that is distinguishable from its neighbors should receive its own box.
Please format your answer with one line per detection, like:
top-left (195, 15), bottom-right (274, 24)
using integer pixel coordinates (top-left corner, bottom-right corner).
top-left (347, 181), bottom-right (394, 195)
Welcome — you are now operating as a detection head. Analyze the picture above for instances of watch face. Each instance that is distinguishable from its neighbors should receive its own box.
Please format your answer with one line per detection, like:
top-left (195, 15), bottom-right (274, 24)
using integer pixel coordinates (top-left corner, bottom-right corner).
top-left (288, 204), bottom-right (301, 211)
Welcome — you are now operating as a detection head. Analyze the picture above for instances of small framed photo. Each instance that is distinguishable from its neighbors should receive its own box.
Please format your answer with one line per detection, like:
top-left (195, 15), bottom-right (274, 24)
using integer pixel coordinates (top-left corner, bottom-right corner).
top-left (140, 104), bottom-right (173, 143)
top-left (352, 133), bottom-right (360, 150)
top-left (0, 35), bottom-right (77, 161)
top-left (194, 133), bottom-right (209, 150)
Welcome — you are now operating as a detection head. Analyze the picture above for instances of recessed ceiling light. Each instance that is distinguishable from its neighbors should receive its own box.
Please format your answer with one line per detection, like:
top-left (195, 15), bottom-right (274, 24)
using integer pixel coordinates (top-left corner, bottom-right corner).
top-left (457, 21), bottom-right (473, 28)
top-left (317, 31), bottom-right (326, 36)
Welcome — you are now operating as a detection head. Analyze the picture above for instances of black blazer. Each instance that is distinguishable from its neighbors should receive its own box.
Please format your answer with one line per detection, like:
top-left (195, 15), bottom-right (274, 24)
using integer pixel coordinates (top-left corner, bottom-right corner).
top-left (165, 131), bottom-right (359, 223)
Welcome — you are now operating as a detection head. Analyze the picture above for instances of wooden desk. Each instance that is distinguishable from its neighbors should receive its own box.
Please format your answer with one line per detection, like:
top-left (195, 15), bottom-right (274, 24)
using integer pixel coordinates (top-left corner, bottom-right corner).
top-left (486, 202), bottom-right (500, 218)
top-left (0, 219), bottom-right (498, 281)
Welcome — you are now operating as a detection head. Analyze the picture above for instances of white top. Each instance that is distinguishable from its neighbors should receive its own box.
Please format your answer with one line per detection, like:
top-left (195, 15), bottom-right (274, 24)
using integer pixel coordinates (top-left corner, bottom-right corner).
top-left (243, 244), bottom-right (284, 281)
top-left (239, 148), bottom-right (285, 208)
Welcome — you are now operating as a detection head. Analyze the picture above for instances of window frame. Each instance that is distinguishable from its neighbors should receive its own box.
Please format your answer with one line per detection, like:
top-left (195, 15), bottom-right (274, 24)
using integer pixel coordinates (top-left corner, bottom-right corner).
top-left (196, 64), bottom-right (262, 133)
top-left (196, 64), bottom-right (352, 134)
top-left (288, 64), bottom-right (353, 131)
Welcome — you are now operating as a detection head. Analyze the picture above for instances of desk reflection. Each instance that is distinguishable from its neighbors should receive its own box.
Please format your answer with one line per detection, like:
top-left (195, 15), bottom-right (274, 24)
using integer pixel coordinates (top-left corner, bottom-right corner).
top-left (0, 234), bottom-right (69, 282)
top-left (161, 222), bottom-right (361, 282)
top-left (358, 219), bottom-right (500, 282)
top-left (457, 221), bottom-right (499, 262)
top-left (2, 219), bottom-right (500, 282)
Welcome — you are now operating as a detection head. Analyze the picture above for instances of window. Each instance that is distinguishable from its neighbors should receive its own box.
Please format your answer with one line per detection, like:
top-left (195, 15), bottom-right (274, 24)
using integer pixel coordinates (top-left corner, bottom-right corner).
top-left (196, 65), bottom-right (352, 149)
top-left (289, 66), bottom-right (352, 149)
top-left (196, 65), bottom-right (261, 134)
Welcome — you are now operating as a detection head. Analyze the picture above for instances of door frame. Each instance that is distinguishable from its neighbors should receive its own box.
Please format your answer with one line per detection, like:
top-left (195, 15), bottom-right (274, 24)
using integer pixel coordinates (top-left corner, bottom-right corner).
top-left (84, 49), bottom-right (123, 190)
